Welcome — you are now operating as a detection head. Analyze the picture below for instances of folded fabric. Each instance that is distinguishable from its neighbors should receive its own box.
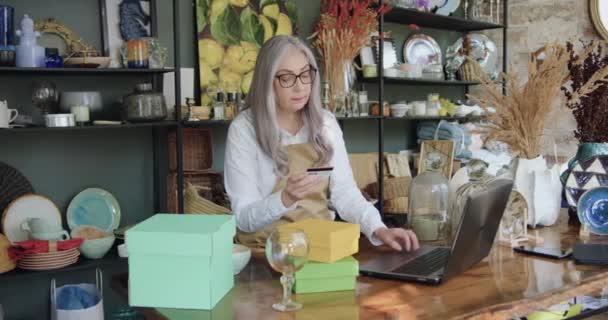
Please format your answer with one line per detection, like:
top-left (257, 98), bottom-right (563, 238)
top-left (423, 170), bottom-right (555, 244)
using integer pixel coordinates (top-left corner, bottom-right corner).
top-left (57, 285), bottom-right (100, 310)
top-left (417, 121), bottom-right (473, 159)
top-left (8, 238), bottom-right (84, 261)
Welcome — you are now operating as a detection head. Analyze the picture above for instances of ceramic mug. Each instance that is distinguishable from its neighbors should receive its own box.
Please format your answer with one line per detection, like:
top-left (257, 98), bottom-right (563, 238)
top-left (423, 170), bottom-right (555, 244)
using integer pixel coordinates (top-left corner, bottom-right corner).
top-left (20, 218), bottom-right (70, 240)
top-left (30, 230), bottom-right (70, 241)
top-left (0, 100), bottom-right (18, 128)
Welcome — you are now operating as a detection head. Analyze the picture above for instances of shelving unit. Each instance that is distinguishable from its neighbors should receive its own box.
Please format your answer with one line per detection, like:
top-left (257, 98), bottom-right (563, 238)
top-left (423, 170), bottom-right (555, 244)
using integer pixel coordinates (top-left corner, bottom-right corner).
top-left (0, 67), bottom-right (174, 74)
top-left (374, 1), bottom-right (508, 218)
top-left (0, 0), bottom-right (184, 288)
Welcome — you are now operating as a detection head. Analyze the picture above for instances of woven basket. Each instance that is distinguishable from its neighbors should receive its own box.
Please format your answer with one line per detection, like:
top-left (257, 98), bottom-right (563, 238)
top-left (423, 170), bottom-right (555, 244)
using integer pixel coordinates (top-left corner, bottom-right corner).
top-left (184, 183), bottom-right (231, 214)
top-left (384, 197), bottom-right (408, 214)
top-left (458, 58), bottom-right (485, 82)
top-left (366, 176), bottom-right (411, 201)
top-left (167, 171), bottom-right (224, 213)
top-left (168, 128), bottom-right (213, 172)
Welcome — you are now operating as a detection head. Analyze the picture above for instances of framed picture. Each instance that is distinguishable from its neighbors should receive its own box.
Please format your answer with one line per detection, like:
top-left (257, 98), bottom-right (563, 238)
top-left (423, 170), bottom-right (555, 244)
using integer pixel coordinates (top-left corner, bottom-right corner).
top-left (196, 0), bottom-right (298, 100)
top-left (418, 140), bottom-right (455, 179)
top-left (100, 0), bottom-right (158, 68)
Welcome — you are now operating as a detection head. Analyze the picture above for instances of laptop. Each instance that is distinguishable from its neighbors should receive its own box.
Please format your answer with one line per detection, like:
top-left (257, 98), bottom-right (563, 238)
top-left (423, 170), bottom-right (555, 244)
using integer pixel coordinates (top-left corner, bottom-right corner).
top-left (360, 179), bottom-right (513, 284)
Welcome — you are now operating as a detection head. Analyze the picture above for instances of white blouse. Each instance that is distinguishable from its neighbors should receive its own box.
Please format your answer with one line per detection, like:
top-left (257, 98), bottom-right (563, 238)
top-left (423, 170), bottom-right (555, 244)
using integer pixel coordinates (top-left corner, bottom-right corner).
top-left (224, 109), bottom-right (386, 245)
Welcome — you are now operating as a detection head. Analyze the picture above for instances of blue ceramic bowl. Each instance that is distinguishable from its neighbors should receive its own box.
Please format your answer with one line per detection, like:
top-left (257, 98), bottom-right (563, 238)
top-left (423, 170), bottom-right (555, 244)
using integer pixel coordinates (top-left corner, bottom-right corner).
top-left (577, 187), bottom-right (608, 235)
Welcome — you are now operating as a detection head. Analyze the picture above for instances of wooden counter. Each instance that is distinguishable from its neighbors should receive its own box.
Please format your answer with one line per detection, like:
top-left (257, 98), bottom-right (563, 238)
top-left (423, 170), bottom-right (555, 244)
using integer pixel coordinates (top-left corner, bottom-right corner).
top-left (111, 214), bottom-right (608, 319)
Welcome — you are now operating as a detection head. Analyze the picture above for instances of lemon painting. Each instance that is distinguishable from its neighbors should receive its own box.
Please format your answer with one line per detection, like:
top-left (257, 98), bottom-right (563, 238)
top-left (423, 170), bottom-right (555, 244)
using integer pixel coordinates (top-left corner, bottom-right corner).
top-left (197, 0), bottom-right (298, 101)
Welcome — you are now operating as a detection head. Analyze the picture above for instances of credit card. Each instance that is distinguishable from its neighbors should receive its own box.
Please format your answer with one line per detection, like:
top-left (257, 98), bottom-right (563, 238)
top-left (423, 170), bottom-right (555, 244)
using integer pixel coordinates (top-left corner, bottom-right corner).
top-left (306, 167), bottom-right (334, 176)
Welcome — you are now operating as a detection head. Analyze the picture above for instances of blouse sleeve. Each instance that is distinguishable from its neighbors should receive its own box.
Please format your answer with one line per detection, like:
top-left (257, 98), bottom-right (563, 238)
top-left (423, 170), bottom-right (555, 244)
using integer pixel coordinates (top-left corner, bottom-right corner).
top-left (324, 113), bottom-right (386, 245)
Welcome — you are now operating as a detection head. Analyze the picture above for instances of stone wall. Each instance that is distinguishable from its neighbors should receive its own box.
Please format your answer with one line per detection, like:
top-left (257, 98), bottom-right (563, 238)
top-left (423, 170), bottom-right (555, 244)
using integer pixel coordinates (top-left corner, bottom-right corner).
top-left (480, 0), bottom-right (602, 156)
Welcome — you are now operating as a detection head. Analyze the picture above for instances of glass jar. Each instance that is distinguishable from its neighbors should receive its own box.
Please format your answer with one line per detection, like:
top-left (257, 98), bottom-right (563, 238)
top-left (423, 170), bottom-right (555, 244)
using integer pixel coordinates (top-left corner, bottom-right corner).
top-left (449, 159), bottom-right (493, 241)
top-left (123, 83), bottom-right (167, 122)
top-left (44, 48), bottom-right (63, 68)
top-left (426, 93), bottom-right (441, 116)
top-left (358, 90), bottom-right (368, 117)
top-left (408, 151), bottom-right (450, 245)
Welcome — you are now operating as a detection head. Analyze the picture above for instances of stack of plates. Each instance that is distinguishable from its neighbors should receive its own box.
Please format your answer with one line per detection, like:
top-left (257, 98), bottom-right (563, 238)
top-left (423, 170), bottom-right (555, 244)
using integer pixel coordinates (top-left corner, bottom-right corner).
top-left (18, 248), bottom-right (80, 271)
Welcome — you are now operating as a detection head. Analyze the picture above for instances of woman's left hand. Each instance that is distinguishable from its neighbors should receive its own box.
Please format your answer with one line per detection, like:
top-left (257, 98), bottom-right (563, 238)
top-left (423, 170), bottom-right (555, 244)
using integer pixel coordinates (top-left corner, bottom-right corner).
top-left (373, 227), bottom-right (420, 252)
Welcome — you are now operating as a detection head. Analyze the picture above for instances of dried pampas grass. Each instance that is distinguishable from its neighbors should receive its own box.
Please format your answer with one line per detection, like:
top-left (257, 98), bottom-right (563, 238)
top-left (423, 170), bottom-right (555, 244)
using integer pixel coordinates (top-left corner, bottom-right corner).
top-left (469, 43), bottom-right (608, 159)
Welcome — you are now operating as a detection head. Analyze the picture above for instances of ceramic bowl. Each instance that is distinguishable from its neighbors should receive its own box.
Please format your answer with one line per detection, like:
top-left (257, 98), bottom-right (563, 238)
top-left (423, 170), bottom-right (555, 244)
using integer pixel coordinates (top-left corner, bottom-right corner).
top-left (71, 225), bottom-right (115, 259)
top-left (577, 186), bottom-right (608, 235)
top-left (390, 104), bottom-right (409, 117)
top-left (232, 244), bottom-right (251, 275)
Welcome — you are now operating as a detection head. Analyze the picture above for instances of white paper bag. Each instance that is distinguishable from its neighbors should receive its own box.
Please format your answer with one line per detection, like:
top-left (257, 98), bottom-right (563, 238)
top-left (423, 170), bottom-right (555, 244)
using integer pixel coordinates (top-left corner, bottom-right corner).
top-left (51, 269), bottom-right (104, 320)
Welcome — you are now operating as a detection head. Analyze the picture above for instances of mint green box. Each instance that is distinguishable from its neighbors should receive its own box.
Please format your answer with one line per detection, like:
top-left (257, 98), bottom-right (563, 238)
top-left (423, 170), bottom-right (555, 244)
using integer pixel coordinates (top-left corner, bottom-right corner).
top-left (126, 214), bottom-right (236, 310)
top-left (294, 256), bottom-right (359, 294)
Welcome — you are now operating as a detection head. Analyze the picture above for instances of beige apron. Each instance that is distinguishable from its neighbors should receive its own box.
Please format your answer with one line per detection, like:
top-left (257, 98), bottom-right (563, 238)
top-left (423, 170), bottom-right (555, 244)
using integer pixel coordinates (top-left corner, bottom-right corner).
top-left (236, 143), bottom-right (332, 249)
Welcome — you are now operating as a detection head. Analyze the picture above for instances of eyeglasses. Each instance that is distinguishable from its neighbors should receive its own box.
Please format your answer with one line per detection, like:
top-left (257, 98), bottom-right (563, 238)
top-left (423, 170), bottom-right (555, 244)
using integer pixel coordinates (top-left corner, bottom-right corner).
top-left (275, 68), bottom-right (317, 88)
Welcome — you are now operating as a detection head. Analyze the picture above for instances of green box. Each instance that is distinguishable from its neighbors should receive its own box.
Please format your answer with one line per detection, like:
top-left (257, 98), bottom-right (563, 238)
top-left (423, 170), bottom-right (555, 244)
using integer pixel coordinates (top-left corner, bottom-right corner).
top-left (126, 214), bottom-right (236, 310)
top-left (294, 256), bottom-right (359, 294)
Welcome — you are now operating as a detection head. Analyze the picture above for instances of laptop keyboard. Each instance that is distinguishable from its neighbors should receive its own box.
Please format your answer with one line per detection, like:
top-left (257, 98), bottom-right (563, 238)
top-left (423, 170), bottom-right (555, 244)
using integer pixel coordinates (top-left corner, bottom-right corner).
top-left (391, 248), bottom-right (451, 276)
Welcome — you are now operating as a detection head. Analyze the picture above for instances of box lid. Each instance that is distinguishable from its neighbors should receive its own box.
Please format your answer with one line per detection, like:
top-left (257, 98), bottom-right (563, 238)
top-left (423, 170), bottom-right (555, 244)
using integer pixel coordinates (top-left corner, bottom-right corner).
top-left (280, 219), bottom-right (360, 249)
top-left (295, 256), bottom-right (359, 280)
top-left (126, 214), bottom-right (235, 257)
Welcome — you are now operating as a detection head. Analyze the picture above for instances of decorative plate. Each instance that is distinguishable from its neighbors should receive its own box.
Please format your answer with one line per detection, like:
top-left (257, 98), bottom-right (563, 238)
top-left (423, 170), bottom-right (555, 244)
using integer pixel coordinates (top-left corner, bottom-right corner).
top-left (565, 155), bottom-right (608, 209)
top-left (0, 162), bottom-right (34, 215)
top-left (1, 194), bottom-right (62, 244)
top-left (436, 0), bottom-right (461, 16)
top-left (67, 188), bottom-right (121, 233)
top-left (403, 34), bottom-right (442, 66)
top-left (446, 33), bottom-right (499, 79)
top-left (577, 187), bottom-right (608, 235)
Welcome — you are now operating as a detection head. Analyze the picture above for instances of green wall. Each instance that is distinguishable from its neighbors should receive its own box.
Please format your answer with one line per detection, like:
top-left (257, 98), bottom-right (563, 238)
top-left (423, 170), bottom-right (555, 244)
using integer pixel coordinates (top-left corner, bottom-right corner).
top-left (0, 0), bottom-right (468, 318)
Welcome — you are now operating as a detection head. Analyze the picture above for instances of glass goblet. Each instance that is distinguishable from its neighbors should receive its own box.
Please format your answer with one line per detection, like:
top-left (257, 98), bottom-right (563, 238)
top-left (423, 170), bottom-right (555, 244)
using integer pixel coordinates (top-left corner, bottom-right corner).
top-left (265, 227), bottom-right (309, 312)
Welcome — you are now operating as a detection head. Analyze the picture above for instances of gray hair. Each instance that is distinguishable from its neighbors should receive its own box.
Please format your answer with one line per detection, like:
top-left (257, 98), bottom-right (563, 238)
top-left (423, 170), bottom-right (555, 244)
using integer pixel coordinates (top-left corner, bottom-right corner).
top-left (247, 35), bottom-right (333, 176)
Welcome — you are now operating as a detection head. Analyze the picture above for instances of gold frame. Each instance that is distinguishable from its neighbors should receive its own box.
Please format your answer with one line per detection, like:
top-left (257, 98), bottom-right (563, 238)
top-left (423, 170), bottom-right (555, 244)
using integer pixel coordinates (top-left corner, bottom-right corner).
top-left (590, 0), bottom-right (608, 41)
top-left (34, 18), bottom-right (98, 57)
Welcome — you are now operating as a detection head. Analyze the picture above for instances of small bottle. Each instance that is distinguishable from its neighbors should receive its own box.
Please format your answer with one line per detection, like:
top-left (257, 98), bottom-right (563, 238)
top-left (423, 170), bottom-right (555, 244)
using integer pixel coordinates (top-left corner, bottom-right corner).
top-left (358, 89), bottom-right (368, 117)
top-left (225, 92), bottom-right (236, 120)
top-left (213, 92), bottom-right (225, 120)
top-left (236, 92), bottom-right (246, 114)
top-left (322, 82), bottom-right (330, 110)
top-left (45, 48), bottom-right (63, 68)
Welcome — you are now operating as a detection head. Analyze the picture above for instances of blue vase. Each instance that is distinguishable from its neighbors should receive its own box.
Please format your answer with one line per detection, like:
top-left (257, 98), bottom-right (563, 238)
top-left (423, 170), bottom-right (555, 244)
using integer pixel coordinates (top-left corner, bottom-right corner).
top-left (0, 5), bottom-right (14, 48)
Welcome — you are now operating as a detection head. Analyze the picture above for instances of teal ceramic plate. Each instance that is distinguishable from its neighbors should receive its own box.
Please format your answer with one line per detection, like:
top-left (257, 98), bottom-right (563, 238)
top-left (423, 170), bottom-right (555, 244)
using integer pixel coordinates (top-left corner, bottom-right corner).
top-left (67, 188), bottom-right (121, 232)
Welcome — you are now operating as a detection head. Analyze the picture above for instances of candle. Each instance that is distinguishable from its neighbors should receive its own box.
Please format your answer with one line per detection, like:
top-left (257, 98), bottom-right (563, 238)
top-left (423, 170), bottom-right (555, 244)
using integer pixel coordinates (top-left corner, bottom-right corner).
top-left (70, 105), bottom-right (90, 124)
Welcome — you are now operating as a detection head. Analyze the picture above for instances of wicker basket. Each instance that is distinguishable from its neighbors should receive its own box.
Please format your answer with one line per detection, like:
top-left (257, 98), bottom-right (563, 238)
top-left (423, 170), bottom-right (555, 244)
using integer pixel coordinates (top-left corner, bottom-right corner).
top-left (458, 58), bottom-right (485, 82)
top-left (384, 197), bottom-right (408, 214)
top-left (167, 171), bottom-right (223, 213)
top-left (168, 128), bottom-right (213, 172)
top-left (365, 176), bottom-right (411, 201)
top-left (184, 183), bottom-right (231, 214)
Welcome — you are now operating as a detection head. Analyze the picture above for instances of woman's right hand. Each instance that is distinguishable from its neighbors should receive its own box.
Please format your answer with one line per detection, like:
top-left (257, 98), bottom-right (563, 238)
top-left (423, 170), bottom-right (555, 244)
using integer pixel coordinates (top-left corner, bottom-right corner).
top-left (281, 172), bottom-right (323, 207)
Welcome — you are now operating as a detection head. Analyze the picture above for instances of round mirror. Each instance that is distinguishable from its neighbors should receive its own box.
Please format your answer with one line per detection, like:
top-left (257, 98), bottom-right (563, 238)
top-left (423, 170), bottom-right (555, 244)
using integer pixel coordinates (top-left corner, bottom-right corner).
top-left (591, 0), bottom-right (608, 41)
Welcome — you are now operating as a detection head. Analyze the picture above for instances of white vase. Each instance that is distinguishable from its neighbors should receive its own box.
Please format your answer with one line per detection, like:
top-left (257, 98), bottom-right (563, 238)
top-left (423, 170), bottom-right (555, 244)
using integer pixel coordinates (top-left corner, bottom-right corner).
top-left (512, 156), bottom-right (562, 227)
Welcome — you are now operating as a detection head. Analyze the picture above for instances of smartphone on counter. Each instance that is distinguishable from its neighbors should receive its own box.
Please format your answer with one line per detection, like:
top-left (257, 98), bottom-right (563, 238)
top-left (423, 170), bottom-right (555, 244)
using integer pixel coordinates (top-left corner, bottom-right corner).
top-left (513, 245), bottom-right (572, 259)
top-left (306, 167), bottom-right (334, 176)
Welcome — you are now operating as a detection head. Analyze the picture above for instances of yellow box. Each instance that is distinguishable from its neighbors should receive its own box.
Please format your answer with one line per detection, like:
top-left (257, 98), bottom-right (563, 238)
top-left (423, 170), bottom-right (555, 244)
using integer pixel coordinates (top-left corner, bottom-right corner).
top-left (280, 219), bottom-right (360, 263)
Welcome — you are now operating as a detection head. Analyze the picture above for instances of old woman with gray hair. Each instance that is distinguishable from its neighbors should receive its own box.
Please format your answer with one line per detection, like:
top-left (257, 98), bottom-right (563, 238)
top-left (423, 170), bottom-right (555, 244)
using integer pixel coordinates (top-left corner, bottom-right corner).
top-left (224, 35), bottom-right (419, 252)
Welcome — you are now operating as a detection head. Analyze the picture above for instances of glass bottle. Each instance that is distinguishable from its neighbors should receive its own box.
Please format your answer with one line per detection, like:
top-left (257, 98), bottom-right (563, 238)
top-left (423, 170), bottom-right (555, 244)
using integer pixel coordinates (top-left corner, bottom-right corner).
top-left (236, 92), bottom-right (247, 114)
top-left (408, 151), bottom-right (450, 245)
top-left (322, 82), bottom-right (330, 110)
top-left (213, 92), bottom-right (225, 120)
top-left (45, 48), bottom-right (63, 68)
top-left (225, 92), bottom-right (236, 120)
top-left (358, 89), bottom-right (368, 117)
top-left (449, 159), bottom-right (492, 241)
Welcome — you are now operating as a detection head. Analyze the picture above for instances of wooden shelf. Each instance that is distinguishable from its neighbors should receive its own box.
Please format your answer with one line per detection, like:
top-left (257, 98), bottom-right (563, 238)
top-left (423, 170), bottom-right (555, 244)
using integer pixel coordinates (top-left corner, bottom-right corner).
top-left (361, 76), bottom-right (479, 86)
top-left (1, 254), bottom-right (126, 281)
top-left (1, 121), bottom-right (178, 133)
top-left (0, 67), bottom-right (174, 74)
top-left (384, 7), bottom-right (504, 31)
